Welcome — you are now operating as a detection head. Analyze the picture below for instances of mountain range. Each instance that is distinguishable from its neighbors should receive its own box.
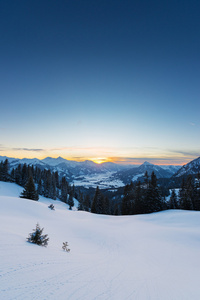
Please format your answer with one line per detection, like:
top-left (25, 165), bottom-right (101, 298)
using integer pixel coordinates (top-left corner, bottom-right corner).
top-left (0, 155), bottom-right (185, 188)
top-left (1, 155), bottom-right (200, 188)
top-left (113, 161), bottom-right (180, 185)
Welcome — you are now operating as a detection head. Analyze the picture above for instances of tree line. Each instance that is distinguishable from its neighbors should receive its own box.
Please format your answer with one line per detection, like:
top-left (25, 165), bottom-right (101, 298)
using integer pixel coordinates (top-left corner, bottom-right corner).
top-left (0, 159), bottom-right (74, 208)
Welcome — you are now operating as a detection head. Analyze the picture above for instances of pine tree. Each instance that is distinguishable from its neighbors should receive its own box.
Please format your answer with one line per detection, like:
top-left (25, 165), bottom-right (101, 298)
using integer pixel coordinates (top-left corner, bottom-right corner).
top-left (179, 176), bottom-right (194, 210)
top-left (145, 172), bottom-right (162, 213)
top-left (1, 159), bottom-right (9, 181)
top-left (21, 163), bottom-right (28, 186)
top-left (78, 201), bottom-right (83, 210)
top-left (121, 182), bottom-right (135, 215)
top-left (60, 177), bottom-right (68, 203)
top-left (134, 181), bottom-right (145, 214)
top-left (144, 170), bottom-right (149, 188)
top-left (83, 194), bottom-right (91, 211)
top-left (91, 186), bottom-right (102, 214)
top-left (103, 196), bottom-right (110, 215)
top-left (15, 164), bottom-right (22, 185)
top-left (169, 189), bottom-right (178, 209)
top-left (27, 223), bottom-right (49, 246)
top-left (68, 192), bottom-right (74, 210)
top-left (20, 175), bottom-right (39, 200)
top-left (37, 179), bottom-right (43, 195)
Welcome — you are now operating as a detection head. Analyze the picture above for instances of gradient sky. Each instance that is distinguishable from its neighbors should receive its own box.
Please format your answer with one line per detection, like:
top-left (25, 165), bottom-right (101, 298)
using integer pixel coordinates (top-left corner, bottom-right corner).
top-left (0, 0), bottom-right (200, 165)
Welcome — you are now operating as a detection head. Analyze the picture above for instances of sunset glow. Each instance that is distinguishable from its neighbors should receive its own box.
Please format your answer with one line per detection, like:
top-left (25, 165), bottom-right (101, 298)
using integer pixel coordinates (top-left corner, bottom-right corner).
top-left (0, 1), bottom-right (199, 166)
top-left (91, 158), bottom-right (110, 164)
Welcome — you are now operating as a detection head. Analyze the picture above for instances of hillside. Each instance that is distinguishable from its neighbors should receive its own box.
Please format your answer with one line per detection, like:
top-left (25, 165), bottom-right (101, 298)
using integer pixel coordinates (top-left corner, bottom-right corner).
top-left (1, 182), bottom-right (200, 299)
top-left (174, 156), bottom-right (200, 177)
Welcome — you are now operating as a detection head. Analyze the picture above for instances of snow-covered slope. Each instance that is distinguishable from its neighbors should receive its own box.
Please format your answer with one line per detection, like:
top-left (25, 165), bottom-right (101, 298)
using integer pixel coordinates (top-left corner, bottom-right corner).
top-left (1, 181), bottom-right (200, 299)
top-left (174, 156), bottom-right (200, 177)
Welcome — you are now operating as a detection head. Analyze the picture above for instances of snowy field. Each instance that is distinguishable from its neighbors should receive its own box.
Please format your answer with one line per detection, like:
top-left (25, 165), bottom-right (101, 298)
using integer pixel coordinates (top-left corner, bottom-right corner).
top-left (72, 172), bottom-right (124, 189)
top-left (1, 182), bottom-right (200, 299)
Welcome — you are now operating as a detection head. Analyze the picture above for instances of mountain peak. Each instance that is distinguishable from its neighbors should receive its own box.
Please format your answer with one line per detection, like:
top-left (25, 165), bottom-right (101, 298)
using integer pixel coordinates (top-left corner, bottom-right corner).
top-left (142, 161), bottom-right (153, 166)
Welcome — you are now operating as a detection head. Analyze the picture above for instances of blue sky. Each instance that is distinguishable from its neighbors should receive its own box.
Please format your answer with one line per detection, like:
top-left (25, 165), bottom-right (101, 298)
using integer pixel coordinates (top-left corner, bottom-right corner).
top-left (0, 0), bottom-right (199, 165)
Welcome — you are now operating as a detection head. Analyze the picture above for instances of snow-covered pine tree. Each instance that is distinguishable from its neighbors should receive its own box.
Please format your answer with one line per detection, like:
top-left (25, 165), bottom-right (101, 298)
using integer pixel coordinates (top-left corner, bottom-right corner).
top-left (27, 223), bottom-right (49, 246)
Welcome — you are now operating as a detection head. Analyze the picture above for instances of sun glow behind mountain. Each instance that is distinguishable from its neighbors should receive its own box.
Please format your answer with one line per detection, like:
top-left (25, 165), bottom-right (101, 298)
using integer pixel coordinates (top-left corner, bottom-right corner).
top-left (91, 158), bottom-right (109, 164)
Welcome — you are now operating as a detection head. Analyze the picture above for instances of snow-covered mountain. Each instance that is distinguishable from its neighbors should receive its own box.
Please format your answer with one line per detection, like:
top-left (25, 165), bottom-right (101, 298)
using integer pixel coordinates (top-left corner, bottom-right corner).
top-left (173, 156), bottom-right (200, 177)
top-left (114, 161), bottom-right (178, 184)
top-left (1, 181), bottom-right (200, 299)
top-left (0, 156), bottom-right (180, 188)
top-left (161, 165), bottom-right (181, 173)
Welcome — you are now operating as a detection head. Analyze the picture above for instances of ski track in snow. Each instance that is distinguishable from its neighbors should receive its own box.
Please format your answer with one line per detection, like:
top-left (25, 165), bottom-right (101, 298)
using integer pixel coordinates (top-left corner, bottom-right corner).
top-left (1, 182), bottom-right (200, 299)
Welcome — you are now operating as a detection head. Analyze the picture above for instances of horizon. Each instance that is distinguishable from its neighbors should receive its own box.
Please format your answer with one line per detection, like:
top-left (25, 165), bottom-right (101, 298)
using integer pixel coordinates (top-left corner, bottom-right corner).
top-left (1, 1), bottom-right (199, 166)
top-left (0, 153), bottom-right (195, 166)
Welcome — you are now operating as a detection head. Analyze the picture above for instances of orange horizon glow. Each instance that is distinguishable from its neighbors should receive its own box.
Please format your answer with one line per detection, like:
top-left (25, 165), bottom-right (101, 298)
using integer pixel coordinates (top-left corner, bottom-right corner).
top-left (0, 151), bottom-right (191, 166)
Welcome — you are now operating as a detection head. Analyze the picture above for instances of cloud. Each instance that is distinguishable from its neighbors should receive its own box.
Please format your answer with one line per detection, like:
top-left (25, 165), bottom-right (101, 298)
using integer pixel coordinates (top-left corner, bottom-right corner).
top-left (168, 149), bottom-right (200, 158)
top-left (13, 148), bottom-right (45, 152)
top-left (107, 156), bottom-right (194, 166)
top-left (189, 122), bottom-right (195, 126)
top-left (0, 145), bottom-right (7, 151)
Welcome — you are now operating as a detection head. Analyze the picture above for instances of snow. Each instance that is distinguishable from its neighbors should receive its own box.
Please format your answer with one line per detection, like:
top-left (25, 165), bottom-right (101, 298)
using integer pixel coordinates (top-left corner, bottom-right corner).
top-left (132, 173), bottom-right (144, 182)
top-left (166, 188), bottom-right (180, 202)
top-left (1, 181), bottom-right (200, 299)
top-left (72, 172), bottom-right (124, 189)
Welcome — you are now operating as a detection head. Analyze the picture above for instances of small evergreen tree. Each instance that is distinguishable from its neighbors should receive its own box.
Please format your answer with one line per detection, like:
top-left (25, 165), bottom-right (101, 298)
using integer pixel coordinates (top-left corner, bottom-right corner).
top-left (27, 223), bottom-right (49, 246)
top-left (20, 175), bottom-right (39, 200)
top-left (48, 204), bottom-right (55, 210)
top-left (62, 241), bottom-right (70, 252)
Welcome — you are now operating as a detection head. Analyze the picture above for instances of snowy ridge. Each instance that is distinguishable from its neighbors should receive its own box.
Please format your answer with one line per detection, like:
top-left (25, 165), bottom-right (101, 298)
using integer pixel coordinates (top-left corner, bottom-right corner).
top-left (1, 181), bottom-right (200, 299)
top-left (174, 156), bottom-right (200, 177)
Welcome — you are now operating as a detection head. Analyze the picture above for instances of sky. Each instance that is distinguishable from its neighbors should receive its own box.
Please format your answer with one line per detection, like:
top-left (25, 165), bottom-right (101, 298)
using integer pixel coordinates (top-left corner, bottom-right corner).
top-left (0, 0), bottom-right (200, 165)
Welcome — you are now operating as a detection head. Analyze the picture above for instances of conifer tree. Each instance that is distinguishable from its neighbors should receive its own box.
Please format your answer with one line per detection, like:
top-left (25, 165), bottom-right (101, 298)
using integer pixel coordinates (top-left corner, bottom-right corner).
top-left (27, 223), bottom-right (49, 246)
top-left (134, 181), bottom-right (145, 214)
top-left (144, 170), bottom-right (149, 188)
top-left (91, 186), bottom-right (103, 214)
top-left (179, 175), bottom-right (194, 210)
top-left (37, 178), bottom-right (43, 196)
top-left (20, 175), bottom-right (39, 200)
top-left (0, 159), bottom-right (9, 181)
top-left (78, 201), bottom-right (84, 210)
top-left (145, 172), bottom-right (162, 213)
top-left (169, 189), bottom-right (178, 209)
top-left (60, 177), bottom-right (68, 202)
top-left (68, 192), bottom-right (74, 210)
top-left (83, 194), bottom-right (91, 211)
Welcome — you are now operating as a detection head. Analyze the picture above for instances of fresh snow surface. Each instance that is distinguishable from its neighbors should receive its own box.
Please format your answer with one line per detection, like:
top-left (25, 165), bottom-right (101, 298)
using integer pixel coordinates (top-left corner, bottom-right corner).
top-left (1, 182), bottom-right (200, 300)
